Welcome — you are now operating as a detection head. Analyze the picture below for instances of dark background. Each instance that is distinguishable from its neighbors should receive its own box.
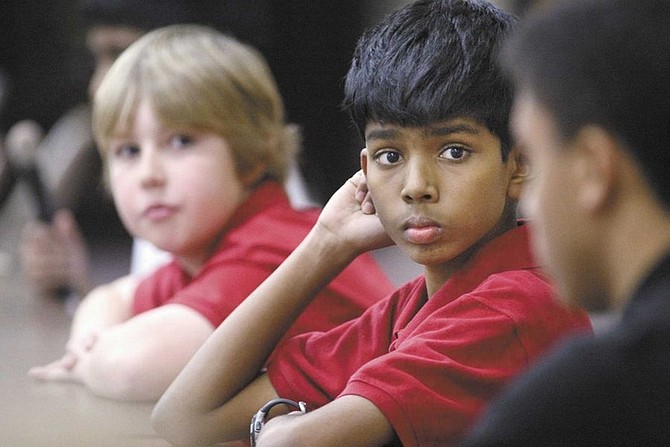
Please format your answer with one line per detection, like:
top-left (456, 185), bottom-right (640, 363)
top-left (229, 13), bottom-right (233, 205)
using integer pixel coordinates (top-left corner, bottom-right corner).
top-left (0, 0), bottom-right (381, 204)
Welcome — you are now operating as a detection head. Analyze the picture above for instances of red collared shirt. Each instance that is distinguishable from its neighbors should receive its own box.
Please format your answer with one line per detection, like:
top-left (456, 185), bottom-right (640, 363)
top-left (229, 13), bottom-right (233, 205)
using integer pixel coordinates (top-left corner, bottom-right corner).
top-left (133, 181), bottom-right (395, 337)
top-left (266, 224), bottom-right (592, 447)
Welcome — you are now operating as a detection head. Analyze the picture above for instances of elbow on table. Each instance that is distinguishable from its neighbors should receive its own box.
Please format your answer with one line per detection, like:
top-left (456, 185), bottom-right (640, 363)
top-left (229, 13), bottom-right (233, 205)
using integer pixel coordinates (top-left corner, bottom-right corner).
top-left (151, 406), bottom-right (219, 447)
top-left (151, 406), bottom-right (196, 447)
top-left (152, 396), bottom-right (247, 447)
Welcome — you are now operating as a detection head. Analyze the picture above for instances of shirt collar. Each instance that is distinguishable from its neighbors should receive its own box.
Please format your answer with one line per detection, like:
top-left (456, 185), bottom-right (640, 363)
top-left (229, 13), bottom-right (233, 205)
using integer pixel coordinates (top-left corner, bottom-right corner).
top-left (434, 222), bottom-right (539, 301)
top-left (226, 180), bottom-right (290, 231)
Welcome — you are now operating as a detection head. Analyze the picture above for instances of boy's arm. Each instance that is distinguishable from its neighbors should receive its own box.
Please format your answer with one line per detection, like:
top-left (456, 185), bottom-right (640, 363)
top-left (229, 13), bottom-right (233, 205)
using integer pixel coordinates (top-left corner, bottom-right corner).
top-left (29, 275), bottom-right (215, 402)
top-left (76, 303), bottom-right (214, 401)
top-left (256, 395), bottom-right (395, 447)
top-left (28, 274), bottom-right (138, 376)
top-left (152, 171), bottom-right (394, 445)
top-left (20, 209), bottom-right (92, 297)
top-left (68, 274), bottom-right (138, 339)
top-left (28, 275), bottom-right (137, 387)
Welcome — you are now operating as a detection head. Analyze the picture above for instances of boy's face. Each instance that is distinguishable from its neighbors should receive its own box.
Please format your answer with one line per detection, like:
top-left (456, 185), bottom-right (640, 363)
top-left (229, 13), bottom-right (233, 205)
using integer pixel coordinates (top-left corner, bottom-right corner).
top-left (106, 99), bottom-right (252, 274)
top-left (361, 117), bottom-right (523, 277)
top-left (512, 91), bottom-right (607, 310)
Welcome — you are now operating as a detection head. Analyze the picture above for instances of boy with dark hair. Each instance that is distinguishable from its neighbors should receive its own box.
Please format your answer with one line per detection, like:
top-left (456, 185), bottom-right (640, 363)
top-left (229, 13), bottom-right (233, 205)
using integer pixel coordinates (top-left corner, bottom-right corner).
top-left (152, 1), bottom-right (591, 446)
top-left (461, 0), bottom-right (670, 445)
top-left (344, 0), bottom-right (514, 161)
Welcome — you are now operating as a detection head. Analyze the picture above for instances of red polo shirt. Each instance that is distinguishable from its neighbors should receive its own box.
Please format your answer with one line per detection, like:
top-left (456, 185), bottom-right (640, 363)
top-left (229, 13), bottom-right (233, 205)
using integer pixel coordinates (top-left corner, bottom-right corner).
top-left (266, 224), bottom-right (592, 447)
top-left (133, 181), bottom-right (394, 338)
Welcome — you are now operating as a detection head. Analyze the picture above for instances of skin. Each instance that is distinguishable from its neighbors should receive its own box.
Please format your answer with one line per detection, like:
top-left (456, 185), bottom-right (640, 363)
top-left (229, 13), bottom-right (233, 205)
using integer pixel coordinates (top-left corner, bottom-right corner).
top-left (512, 90), bottom-right (670, 311)
top-left (107, 99), bottom-right (255, 275)
top-left (362, 118), bottom-right (525, 297)
top-left (28, 100), bottom-right (261, 401)
top-left (152, 117), bottom-right (527, 446)
top-left (20, 209), bottom-right (91, 297)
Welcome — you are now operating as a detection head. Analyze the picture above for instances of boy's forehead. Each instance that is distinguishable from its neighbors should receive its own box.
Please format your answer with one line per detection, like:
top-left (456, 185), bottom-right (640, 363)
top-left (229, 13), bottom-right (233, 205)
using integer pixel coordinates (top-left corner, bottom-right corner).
top-left (364, 117), bottom-right (492, 141)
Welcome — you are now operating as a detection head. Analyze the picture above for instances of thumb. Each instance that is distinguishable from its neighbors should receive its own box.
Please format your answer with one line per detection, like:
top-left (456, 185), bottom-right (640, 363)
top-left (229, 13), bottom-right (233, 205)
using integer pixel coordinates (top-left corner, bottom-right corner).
top-left (52, 209), bottom-right (91, 295)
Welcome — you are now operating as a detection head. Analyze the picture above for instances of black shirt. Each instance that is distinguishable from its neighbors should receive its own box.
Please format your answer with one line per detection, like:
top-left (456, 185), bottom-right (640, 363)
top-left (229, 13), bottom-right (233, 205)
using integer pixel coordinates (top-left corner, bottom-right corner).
top-left (461, 253), bottom-right (670, 446)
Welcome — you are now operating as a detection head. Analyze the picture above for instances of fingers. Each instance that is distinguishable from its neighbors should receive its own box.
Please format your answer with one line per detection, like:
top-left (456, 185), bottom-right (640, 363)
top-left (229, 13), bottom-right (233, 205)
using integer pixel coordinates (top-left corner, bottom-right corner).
top-left (20, 223), bottom-right (71, 295)
top-left (349, 171), bottom-right (376, 215)
top-left (66, 332), bottom-right (98, 358)
top-left (360, 192), bottom-right (376, 215)
top-left (29, 333), bottom-right (97, 383)
top-left (54, 210), bottom-right (91, 295)
top-left (53, 210), bottom-right (80, 242)
top-left (28, 352), bottom-right (78, 382)
top-left (19, 209), bottom-right (91, 296)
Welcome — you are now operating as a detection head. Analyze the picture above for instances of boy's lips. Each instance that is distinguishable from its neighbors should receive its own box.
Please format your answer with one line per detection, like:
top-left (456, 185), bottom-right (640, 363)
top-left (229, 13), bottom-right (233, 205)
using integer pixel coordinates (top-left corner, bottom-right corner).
top-left (143, 204), bottom-right (177, 221)
top-left (402, 217), bottom-right (443, 244)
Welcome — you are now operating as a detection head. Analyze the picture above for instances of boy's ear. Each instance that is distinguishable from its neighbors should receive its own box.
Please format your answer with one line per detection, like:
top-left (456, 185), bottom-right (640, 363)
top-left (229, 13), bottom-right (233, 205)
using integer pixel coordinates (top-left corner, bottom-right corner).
top-left (572, 126), bottom-right (618, 214)
top-left (360, 147), bottom-right (369, 175)
top-left (506, 147), bottom-right (529, 201)
top-left (240, 163), bottom-right (268, 188)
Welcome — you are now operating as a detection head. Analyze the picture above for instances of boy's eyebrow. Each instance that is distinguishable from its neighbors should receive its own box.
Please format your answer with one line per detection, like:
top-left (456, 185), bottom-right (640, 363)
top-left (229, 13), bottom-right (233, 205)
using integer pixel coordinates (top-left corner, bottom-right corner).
top-left (365, 128), bottom-right (400, 141)
top-left (366, 123), bottom-right (482, 142)
top-left (426, 123), bottom-right (482, 137)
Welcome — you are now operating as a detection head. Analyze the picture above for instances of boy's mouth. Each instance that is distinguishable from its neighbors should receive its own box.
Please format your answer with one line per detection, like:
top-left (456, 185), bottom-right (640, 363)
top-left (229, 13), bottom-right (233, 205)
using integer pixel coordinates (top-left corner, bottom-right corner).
top-left (143, 204), bottom-right (177, 221)
top-left (402, 217), bottom-right (443, 244)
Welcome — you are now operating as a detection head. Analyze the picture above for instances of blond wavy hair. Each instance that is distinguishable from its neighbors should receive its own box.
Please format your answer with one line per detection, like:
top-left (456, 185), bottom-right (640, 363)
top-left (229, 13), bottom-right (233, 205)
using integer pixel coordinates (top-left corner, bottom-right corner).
top-left (93, 24), bottom-right (300, 183)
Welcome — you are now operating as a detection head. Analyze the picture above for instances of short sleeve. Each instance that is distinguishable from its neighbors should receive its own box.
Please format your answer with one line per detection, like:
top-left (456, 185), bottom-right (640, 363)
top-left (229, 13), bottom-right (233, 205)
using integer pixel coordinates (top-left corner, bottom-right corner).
top-left (340, 270), bottom-right (584, 447)
top-left (343, 294), bottom-right (528, 447)
top-left (133, 258), bottom-right (273, 327)
top-left (266, 295), bottom-right (400, 407)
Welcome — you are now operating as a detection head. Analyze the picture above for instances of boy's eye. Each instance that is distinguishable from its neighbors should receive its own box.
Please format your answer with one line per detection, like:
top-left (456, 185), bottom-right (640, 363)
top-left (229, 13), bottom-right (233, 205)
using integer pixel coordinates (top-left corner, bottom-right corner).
top-left (374, 149), bottom-right (402, 165)
top-left (440, 145), bottom-right (470, 161)
top-left (113, 143), bottom-right (140, 159)
top-left (169, 134), bottom-right (194, 148)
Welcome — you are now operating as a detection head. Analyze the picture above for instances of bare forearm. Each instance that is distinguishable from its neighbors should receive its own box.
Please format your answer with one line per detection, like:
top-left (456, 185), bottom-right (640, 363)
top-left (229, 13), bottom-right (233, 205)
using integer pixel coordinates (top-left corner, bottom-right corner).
top-left (153, 226), bottom-right (359, 443)
top-left (75, 335), bottom-right (155, 401)
top-left (69, 275), bottom-right (137, 340)
top-left (76, 305), bottom-right (214, 402)
top-left (257, 396), bottom-right (395, 447)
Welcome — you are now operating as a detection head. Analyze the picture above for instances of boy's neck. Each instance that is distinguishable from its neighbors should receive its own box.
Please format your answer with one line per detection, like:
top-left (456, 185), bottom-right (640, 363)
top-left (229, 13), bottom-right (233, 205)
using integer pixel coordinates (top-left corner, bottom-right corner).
top-left (424, 216), bottom-right (519, 298)
top-left (607, 207), bottom-right (670, 311)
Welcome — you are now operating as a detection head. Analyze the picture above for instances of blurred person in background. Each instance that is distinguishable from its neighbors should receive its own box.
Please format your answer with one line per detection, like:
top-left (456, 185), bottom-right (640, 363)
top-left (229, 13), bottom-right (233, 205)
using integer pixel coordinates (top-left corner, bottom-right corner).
top-left (11, 0), bottom-right (375, 300)
top-left (12, 1), bottom-right (195, 299)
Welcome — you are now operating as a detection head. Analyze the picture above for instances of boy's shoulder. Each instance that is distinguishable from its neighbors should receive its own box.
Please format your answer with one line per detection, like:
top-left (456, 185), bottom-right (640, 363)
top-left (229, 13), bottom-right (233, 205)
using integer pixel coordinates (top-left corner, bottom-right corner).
top-left (428, 223), bottom-right (591, 334)
top-left (444, 224), bottom-right (540, 298)
top-left (225, 182), bottom-right (319, 246)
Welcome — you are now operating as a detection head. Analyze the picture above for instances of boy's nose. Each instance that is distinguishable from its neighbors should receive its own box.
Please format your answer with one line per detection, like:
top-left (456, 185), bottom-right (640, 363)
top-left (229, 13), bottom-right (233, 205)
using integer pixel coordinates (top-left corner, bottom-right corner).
top-left (139, 152), bottom-right (166, 188)
top-left (401, 159), bottom-right (438, 203)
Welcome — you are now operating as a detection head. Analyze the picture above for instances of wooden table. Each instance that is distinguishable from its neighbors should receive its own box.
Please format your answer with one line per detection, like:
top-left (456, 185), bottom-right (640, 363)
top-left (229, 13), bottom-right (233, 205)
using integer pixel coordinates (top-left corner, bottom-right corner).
top-left (0, 185), bottom-right (423, 447)
top-left (0, 275), bottom-right (169, 447)
top-left (0, 185), bottom-right (162, 446)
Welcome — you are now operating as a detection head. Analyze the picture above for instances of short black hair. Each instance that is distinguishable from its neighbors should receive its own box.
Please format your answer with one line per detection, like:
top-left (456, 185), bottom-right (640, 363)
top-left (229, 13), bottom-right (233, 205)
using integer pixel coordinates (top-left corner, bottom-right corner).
top-left (501, 0), bottom-right (670, 209)
top-left (343, 0), bottom-right (516, 159)
top-left (81, 0), bottom-right (195, 31)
